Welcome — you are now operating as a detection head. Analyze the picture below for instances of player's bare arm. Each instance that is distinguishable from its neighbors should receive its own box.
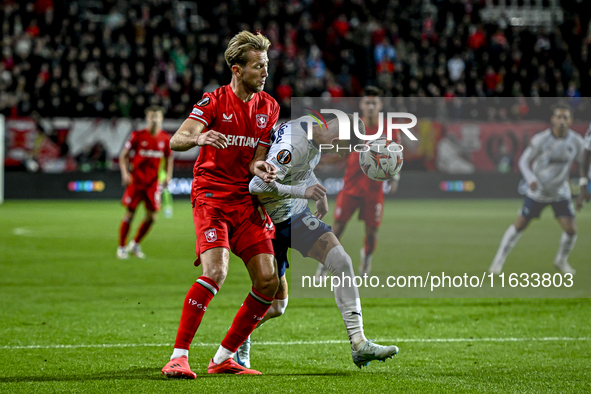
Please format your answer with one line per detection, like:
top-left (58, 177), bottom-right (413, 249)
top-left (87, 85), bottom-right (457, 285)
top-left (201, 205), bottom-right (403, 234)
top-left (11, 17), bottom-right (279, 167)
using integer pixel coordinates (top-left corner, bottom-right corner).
top-left (576, 149), bottom-right (591, 211)
top-left (119, 146), bottom-right (132, 186)
top-left (250, 145), bottom-right (277, 183)
top-left (163, 154), bottom-right (174, 188)
top-left (170, 119), bottom-right (228, 151)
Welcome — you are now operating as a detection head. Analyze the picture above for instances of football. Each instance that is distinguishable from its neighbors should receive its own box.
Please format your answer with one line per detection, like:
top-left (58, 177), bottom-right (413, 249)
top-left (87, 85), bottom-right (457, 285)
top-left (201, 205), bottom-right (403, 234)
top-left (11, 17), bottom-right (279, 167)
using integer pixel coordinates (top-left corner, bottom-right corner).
top-left (359, 139), bottom-right (403, 181)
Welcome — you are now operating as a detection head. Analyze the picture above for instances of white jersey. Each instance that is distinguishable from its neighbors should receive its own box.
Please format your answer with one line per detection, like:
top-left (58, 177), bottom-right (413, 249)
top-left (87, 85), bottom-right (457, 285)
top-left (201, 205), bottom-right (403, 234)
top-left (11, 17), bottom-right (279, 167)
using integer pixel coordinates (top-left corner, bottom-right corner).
top-left (519, 129), bottom-right (584, 202)
top-left (259, 116), bottom-right (321, 223)
top-left (584, 122), bottom-right (591, 151)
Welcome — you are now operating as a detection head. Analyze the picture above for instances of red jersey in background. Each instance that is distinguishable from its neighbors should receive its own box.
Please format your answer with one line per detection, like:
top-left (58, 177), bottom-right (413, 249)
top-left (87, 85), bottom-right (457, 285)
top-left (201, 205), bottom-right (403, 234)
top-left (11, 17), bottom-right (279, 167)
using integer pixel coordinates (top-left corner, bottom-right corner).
top-left (124, 129), bottom-right (172, 186)
top-left (187, 84), bottom-right (279, 204)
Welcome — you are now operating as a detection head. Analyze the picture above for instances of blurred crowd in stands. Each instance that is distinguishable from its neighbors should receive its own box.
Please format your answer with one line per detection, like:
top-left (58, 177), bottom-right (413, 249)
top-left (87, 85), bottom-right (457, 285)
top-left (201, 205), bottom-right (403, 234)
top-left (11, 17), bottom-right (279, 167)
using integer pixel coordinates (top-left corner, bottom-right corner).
top-left (1, 0), bottom-right (590, 121)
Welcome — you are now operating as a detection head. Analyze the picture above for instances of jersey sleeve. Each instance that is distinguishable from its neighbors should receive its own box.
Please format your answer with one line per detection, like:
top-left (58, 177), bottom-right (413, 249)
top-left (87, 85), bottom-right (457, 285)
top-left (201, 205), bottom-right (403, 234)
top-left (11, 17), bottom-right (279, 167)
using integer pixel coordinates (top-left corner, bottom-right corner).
top-left (187, 93), bottom-right (217, 127)
top-left (258, 100), bottom-right (280, 148)
top-left (584, 122), bottom-right (591, 151)
top-left (266, 141), bottom-right (301, 182)
top-left (123, 131), bottom-right (138, 152)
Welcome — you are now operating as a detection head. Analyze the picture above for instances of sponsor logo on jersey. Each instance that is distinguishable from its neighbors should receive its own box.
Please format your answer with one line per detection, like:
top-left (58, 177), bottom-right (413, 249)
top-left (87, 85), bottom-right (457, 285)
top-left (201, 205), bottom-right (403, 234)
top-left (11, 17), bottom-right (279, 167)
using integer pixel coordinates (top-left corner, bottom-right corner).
top-left (225, 135), bottom-right (260, 148)
top-left (256, 114), bottom-right (268, 128)
top-left (204, 228), bottom-right (217, 242)
top-left (222, 113), bottom-right (233, 122)
top-left (196, 97), bottom-right (210, 107)
top-left (158, 141), bottom-right (164, 149)
top-left (138, 149), bottom-right (165, 158)
top-left (191, 108), bottom-right (203, 116)
top-left (277, 149), bottom-right (291, 164)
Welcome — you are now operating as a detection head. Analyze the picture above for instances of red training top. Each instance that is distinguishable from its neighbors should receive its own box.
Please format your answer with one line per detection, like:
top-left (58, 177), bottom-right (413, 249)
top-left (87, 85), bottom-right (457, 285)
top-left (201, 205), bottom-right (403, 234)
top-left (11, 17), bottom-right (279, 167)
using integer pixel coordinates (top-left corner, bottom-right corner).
top-left (187, 84), bottom-right (279, 204)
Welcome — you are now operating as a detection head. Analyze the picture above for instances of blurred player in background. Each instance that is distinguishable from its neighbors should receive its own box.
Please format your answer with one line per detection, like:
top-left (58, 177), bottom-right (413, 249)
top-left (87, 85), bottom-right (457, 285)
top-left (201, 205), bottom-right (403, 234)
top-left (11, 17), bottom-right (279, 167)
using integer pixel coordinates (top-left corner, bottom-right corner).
top-left (161, 31), bottom-right (280, 378)
top-left (315, 86), bottom-right (400, 278)
top-left (489, 105), bottom-right (585, 275)
top-left (117, 106), bottom-right (173, 259)
top-left (244, 115), bottom-right (399, 370)
top-left (575, 122), bottom-right (591, 211)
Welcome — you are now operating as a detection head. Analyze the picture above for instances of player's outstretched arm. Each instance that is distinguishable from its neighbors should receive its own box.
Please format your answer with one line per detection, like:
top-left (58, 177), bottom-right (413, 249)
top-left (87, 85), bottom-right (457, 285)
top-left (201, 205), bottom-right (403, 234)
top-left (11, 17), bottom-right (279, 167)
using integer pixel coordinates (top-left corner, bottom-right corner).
top-left (163, 153), bottom-right (174, 188)
top-left (518, 145), bottom-right (539, 191)
top-left (170, 119), bottom-right (228, 151)
top-left (249, 175), bottom-right (326, 201)
top-left (119, 146), bottom-right (132, 186)
top-left (250, 145), bottom-right (277, 183)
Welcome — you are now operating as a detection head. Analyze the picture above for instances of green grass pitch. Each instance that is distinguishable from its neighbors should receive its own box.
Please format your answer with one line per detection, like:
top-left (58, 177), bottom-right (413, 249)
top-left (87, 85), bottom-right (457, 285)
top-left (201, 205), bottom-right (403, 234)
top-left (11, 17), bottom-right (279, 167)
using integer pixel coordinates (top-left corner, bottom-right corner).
top-left (0, 199), bottom-right (590, 393)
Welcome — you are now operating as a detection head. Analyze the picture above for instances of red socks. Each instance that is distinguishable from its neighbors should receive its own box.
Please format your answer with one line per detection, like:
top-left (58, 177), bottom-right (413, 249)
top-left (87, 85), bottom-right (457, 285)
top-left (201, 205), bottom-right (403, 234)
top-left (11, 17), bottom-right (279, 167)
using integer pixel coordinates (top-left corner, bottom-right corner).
top-left (119, 218), bottom-right (130, 247)
top-left (174, 276), bottom-right (219, 350)
top-left (221, 288), bottom-right (273, 352)
top-left (134, 220), bottom-right (153, 243)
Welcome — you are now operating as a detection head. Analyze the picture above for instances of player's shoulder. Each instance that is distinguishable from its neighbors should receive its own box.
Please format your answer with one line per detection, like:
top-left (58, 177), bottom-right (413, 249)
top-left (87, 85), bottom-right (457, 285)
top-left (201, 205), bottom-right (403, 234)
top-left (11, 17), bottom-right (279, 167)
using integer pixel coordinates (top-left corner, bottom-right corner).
top-left (530, 128), bottom-right (551, 143)
top-left (158, 130), bottom-right (171, 141)
top-left (195, 85), bottom-right (227, 106)
top-left (567, 129), bottom-right (584, 142)
top-left (257, 90), bottom-right (278, 106)
top-left (130, 129), bottom-right (147, 139)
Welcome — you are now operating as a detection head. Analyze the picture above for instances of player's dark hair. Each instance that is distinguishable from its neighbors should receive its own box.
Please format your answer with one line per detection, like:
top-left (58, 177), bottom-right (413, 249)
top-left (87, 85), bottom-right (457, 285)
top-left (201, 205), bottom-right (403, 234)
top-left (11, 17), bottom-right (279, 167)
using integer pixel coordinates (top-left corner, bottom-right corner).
top-left (550, 103), bottom-right (571, 117)
top-left (363, 86), bottom-right (382, 97)
top-left (145, 106), bottom-right (165, 114)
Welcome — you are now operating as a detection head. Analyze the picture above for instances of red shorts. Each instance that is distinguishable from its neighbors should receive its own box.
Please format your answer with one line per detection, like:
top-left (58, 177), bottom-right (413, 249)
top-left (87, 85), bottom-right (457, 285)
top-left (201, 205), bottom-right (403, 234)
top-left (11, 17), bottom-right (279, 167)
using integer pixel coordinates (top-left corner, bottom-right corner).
top-left (121, 183), bottom-right (161, 212)
top-left (192, 198), bottom-right (275, 265)
top-left (334, 191), bottom-right (384, 228)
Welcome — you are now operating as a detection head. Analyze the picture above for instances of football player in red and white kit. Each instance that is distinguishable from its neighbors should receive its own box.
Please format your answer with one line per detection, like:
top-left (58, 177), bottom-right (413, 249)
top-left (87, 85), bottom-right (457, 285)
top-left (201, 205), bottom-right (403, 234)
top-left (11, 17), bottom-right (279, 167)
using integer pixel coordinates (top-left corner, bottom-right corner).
top-left (315, 87), bottom-right (400, 278)
top-left (161, 31), bottom-right (280, 378)
top-left (117, 106), bottom-right (173, 259)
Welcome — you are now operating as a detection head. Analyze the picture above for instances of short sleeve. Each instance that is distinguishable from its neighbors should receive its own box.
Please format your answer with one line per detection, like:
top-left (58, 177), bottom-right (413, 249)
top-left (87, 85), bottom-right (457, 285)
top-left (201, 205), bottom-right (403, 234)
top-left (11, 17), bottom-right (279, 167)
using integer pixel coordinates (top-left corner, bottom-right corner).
top-left (187, 93), bottom-right (217, 127)
top-left (124, 132), bottom-right (137, 151)
top-left (258, 100), bottom-right (280, 148)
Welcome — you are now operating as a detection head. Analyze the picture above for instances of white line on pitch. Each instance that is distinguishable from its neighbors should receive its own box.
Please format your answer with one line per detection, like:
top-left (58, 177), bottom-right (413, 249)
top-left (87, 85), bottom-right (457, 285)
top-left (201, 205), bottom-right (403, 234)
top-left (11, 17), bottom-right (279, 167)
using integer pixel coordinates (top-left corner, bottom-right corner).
top-left (1, 337), bottom-right (589, 350)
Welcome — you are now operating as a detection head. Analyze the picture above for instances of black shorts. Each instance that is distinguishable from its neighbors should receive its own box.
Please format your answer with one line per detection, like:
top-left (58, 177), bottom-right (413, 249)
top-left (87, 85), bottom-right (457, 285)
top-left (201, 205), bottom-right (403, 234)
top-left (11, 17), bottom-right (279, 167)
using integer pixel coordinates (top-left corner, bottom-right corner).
top-left (520, 196), bottom-right (575, 219)
top-left (273, 207), bottom-right (332, 277)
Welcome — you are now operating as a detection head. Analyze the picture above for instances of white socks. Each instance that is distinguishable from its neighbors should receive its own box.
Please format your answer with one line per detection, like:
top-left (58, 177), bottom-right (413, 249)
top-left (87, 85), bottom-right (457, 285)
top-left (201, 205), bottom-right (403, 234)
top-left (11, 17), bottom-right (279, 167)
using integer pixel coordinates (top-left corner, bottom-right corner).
top-left (323, 245), bottom-right (367, 350)
top-left (490, 225), bottom-right (523, 271)
top-left (171, 348), bottom-right (189, 360)
top-left (213, 346), bottom-right (234, 364)
top-left (555, 232), bottom-right (577, 263)
top-left (257, 296), bottom-right (288, 327)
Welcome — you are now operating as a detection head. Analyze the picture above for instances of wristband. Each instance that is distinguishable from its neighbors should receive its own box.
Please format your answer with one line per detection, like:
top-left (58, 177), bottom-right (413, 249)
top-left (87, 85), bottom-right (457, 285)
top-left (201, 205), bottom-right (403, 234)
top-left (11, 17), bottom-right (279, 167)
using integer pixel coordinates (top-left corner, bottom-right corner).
top-left (580, 177), bottom-right (589, 186)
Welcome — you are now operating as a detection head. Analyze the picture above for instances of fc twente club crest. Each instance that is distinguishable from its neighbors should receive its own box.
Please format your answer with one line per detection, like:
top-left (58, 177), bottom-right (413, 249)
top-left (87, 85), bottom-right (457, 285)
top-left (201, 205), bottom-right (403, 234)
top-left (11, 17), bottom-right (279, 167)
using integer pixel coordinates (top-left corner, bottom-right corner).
top-left (204, 228), bottom-right (217, 242)
top-left (256, 114), bottom-right (268, 128)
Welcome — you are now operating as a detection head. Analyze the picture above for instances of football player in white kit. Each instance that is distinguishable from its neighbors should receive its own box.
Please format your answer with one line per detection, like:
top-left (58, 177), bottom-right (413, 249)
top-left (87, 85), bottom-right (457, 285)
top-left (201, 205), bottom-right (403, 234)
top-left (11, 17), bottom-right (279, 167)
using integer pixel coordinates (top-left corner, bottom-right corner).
top-left (235, 115), bottom-right (399, 369)
top-left (489, 105), bottom-right (585, 274)
top-left (575, 122), bottom-right (591, 211)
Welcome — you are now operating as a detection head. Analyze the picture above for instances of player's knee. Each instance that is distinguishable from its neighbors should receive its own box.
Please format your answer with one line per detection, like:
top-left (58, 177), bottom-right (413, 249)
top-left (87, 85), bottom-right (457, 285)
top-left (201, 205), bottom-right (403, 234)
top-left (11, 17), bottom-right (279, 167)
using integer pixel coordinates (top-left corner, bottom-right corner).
top-left (253, 272), bottom-right (279, 297)
top-left (324, 245), bottom-right (353, 275)
top-left (202, 266), bottom-right (227, 287)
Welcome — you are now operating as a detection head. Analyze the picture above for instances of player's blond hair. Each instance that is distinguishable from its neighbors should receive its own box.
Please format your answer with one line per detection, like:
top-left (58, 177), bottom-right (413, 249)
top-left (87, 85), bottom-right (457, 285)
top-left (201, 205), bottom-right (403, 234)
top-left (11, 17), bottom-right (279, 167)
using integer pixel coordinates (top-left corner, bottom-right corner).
top-left (224, 31), bottom-right (271, 68)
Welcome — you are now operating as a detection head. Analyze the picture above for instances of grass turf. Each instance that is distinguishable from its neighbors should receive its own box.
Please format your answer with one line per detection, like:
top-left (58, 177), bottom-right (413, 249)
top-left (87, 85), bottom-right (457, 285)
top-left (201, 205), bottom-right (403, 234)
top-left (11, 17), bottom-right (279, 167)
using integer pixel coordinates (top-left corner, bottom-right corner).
top-left (0, 199), bottom-right (590, 393)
